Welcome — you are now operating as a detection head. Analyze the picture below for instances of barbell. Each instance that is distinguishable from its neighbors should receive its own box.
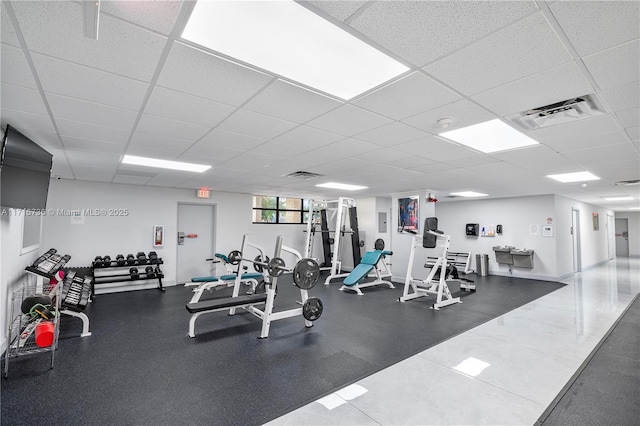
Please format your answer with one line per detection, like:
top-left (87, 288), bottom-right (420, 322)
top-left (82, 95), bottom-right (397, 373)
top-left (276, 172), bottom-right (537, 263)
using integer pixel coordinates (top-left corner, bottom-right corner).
top-left (226, 250), bottom-right (320, 289)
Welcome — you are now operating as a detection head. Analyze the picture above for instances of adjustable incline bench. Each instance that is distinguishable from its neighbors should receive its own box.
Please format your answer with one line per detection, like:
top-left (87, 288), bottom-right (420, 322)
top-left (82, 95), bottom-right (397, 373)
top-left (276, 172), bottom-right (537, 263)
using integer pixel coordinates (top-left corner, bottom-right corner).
top-left (340, 240), bottom-right (394, 296)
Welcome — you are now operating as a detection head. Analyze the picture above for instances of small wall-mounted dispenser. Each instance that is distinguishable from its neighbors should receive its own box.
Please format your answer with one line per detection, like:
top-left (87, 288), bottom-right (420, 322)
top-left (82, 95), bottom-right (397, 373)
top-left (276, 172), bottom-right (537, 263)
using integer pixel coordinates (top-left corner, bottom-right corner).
top-left (496, 224), bottom-right (503, 234)
top-left (466, 223), bottom-right (479, 236)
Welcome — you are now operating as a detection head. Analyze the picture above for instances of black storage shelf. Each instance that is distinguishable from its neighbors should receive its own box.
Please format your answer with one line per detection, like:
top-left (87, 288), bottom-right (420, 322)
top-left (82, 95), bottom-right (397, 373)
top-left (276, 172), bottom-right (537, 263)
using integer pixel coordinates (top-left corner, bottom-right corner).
top-left (91, 255), bottom-right (164, 293)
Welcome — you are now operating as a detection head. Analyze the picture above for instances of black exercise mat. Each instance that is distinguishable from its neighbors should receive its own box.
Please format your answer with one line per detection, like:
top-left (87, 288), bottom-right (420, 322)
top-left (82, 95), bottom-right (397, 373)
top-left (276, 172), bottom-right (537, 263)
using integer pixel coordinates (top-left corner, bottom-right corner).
top-left (2, 273), bottom-right (564, 425)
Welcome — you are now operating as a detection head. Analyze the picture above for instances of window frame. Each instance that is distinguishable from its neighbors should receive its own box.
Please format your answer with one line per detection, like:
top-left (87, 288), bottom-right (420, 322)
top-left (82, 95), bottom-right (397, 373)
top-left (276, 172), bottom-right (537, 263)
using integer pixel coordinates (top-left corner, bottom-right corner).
top-left (252, 196), bottom-right (309, 224)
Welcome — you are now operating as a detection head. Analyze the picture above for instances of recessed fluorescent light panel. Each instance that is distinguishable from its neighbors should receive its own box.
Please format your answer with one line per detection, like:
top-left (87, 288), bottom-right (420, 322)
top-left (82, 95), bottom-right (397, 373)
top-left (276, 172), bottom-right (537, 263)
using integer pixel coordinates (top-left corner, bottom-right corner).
top-left (604, 196), bottom-right (634, 201)
top-left (439, 119), bottom-right (539, 153)
top-left (181, 0), bottom-right (409, 100)
top-left (453, 357), bottom-right (491, 377)
top-left (451, 191), bottom-right (489, 198)
top-left (122, 155), bottom-right (211, 173)
top-left (546, 171), bottom-right (600, 183)
top-left (316, 182), bottom-right (368, 191)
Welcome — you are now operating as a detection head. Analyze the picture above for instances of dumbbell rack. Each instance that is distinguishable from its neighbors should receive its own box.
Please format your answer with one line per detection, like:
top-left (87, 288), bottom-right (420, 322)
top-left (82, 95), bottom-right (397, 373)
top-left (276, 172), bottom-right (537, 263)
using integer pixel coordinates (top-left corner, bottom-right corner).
top-left (4, 278), bottom-right (61, 378)
top-left (92, 253), bottom-right (164, 294)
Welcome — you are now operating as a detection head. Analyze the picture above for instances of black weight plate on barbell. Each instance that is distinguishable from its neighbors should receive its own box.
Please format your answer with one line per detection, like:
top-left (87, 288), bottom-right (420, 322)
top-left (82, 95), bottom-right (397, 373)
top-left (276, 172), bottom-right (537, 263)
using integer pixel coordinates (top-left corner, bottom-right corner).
top-left (228, 250), bottom-right (242, 265)
top-left (302, 297), bottom-right (323, 321)
top-left (374, 238), bottom-right (385, 251)
top-left (267, 257), bottom-right (286, 278)
top-left (253, 255), bottom-right (270, 273)
top-left (293, 258), bottom-right (320, 289)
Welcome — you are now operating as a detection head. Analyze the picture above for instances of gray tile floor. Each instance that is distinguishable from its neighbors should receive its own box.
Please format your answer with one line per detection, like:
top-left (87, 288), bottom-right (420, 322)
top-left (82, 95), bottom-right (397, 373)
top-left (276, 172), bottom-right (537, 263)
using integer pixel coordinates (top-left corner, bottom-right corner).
top-left (267, 257), bottom-right (640, 425)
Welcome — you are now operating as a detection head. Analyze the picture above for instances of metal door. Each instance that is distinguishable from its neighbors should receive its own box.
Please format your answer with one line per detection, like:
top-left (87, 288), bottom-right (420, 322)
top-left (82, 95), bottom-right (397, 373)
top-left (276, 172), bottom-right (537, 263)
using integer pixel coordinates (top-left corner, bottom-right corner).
top-left (615, 218), bottom-right (629, 257)
top-left (177, 204), bottom-right (215, 284)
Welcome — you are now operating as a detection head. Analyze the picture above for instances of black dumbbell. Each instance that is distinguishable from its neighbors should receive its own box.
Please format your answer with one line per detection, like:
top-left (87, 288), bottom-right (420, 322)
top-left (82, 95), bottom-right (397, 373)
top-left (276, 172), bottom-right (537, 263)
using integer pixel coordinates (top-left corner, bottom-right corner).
top-left (102, 255), bottom-right (111, 266)
top-left (137, 252), bottom-right (147, 265)
top-left (129, 267), bottom-right (139, 280)
top-left (33, 249), bottom-right (57, 267)
top-left (94, 256), bottom-right (103, 267)
top-left (145, 266), bottom-right (156, 278)
top-left (148, 251), bottom-right (159, 264)
top-left (116, 254), bottom-right (125, 266)
top-left (154, 267), bottom-right (164, 278)
top-left (126, 254), bottom-right (135, 265)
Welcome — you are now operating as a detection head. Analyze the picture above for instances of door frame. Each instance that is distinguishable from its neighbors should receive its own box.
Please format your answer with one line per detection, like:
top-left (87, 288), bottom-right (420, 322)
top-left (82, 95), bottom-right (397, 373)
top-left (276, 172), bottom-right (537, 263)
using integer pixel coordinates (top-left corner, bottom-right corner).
top-left (176, 202), bottom-right (217, 284)
top-left (571, 208), bottom-right (582, 273)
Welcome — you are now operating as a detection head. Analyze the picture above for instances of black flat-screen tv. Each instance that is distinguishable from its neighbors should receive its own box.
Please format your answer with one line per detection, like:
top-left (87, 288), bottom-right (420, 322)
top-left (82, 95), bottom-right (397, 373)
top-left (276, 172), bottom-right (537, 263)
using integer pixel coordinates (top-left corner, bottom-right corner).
top-left (1, 124), bottom-right (53, 210)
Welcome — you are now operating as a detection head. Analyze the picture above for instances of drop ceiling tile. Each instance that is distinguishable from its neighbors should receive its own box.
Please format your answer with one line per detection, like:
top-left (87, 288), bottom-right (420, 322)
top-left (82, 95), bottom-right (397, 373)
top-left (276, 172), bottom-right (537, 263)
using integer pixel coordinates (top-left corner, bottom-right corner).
top-left (289, 149), bottom-right (337, 167)
top-left (60, 135), bottom-right (126, 155)
top-left (177, 149), bottom-right (241, 166)
top-left (217, 109), bottom-right (298, 140)
top-left (491, 145), bottom-right (578, 173)
top-left (137, 113), bottom-right (210, 142)
top-left (32, 53), bottom-right (148, 111)
top-left (352, 147), bottom-right (417, 164)
top-left (47, 93), bottom-right (138, 131)
top-left (144, 86), bottom-right (235, 129)
top-left (1, 44), bottom-right (37, 89)
top-left (561, 142), bottom-right (639, 165)
top-left (308, 1), bottom-right (366, 22)
top-left (112, 174), bottom-right (153, 186)
top-left (394, 135), bottom-right (478, 162)
top-left (248, 140), bottom-right (310, 158)
top-left (583, 39), bottom-right (640, 89)
top-left (350, 1), bottom-right (537, 66)
top-left (219, 151), bottom-right (283, 170)
top-left (472, 62), bottom-right (594, 116)
top-left (1, 83), bottom-right (47, 115)
top-left (100, 0), bottom-right (182, 35)
top-left (157, 42), bottom-right (273, 106)
top-left (197, 129), bottom-right (265, 152)
top-left (1, 2), bottom-right (20, 47)
top-left (353, 72), bottom-right (461, 120)
top-left (402, 99), bottom-right (495, 134)
top-left (12, 1), bottom-right (166, 81)
top-left (306, 104), bottom-right (392, 137)
top-left (588, 159), bottom-right (640, 182)
top-left (15, 130), bottom-right (62, 152)
top-left (549, 1), bottom-right (640, 57)
top-left (71, 166), bottom-right (116, 183)
top-left (146, 172), bottom-right (197, 188)
top-left (129, 130), bottom-right (195, 153)
top-left (615, 107), bottom-right (640, 129)
top-left (66, 151), bottom-right (121, 169)
top-left (316, 138), bottom-right (381, 157)
top-left (625, 127), bottom-right (639, 142)
top-left (125, 145), bottom-right (184, 161)
top-left (271, 125), bottom-right (343, 149)
top-left (545, 130), bottom-right (630, 153)
top-left (56, 118), bottom-right (129, 146)
top-left (599, 81), bottom-right (640, 112)
top-left (243, 79), bottom-right (343, 124)
top-left (528, 114), bottom-right (620, 144)
top-left (424, 13), bottom-right (572, 95)
top-left (354, 121), bottom-right (429, 148)
top-left (1, 108), bottom-right (55, 134)
top-left (408, 162), bottom-right (459, 175)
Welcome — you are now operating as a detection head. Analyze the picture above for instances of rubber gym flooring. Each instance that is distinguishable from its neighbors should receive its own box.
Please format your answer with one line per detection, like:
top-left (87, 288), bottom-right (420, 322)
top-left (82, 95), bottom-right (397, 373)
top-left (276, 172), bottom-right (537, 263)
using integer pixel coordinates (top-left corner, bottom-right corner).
top-left (536, 293), bottom-right (640, 426)
top-left (2, 272), bottom-right (565, 425)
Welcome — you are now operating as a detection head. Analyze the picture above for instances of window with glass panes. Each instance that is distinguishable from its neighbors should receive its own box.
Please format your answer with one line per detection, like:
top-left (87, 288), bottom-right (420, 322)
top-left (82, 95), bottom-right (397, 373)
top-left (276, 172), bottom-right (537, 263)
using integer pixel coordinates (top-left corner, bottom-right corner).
top-left (252, 196), bottom-right (310, 224)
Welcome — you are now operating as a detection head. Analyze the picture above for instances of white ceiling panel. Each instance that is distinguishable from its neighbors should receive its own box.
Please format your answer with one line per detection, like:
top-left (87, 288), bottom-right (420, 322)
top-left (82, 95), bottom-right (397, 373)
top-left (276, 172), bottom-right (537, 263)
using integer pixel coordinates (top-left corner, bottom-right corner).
top-left (353, 72), bottom-right (461, 120)
top-left (354, 121), bottom-right (429, 148)
top-left (157, 42), bottom-right (273, 106)
top-left (112, 174), bottom-right (154, 186)
top-left (13, 130), bottom-right (63, 152)
top-left (56, 118), bottom-right (130, 146)
top-left (196, 128), bottom-right (265, 152)
top-left (544, 130), bottom-right (630, 153)
top-left (137, 113), bottom-right (210, 141)
top-left (472, 62), bottom-right (594, 116)
top-left (528, 114), bottom-right (620, 144)
top-left (307, 1), bottom-right (366, 22)
top-left (588, 159), bottom-right (640, 182)
top-left (1, 83), bottom-right (47, 115)
top-left (583, 39), bottom-right (640, 89)
top-left (100, 0), bottom-right (182, 36)
top-left (306, 104), bottom-right (392, 136)
top-left (352, 147), bottom-right (420, 165)
top-left (1, 44), bottom-right (38, 89)
top-left (144, 86), bottom-right (235, 129)
top-left (1, 108), bottom-right (55, 134)
top-left (350, 1), bottom-right (538, 67)
top-left (12, 1), bottom-right (166, 82)
top-left (626, 127), bottom-right (639, 142)
top-left (271, 125), bottom-right (343, 149)
top-left (408, 162), bottom-right (457, 175)
top-left (32, 53), bottom-right (148, 110)
top-left (217, 109), bottom-right (298, 140)
top-left (248, 140), bottom-right (311, 159)
top-left (615, 107), bottom-right (640, 129)
top-left (66, 150), bottom-right (122, 169)
top-left (549, 1), bottom-right (640, 57)
top-left (561, 142), bottom-right (639, 166)
top-left (1, 2), bottom-right (20, 47)
top-left (599, 81), bottom-right (640, 112)
top-left (72, 166), bottom-right (116, 182)
top-left (60, 135), bottom-right (126, 155)
top-left (315, 138), bottom-right (381, 157)
top-left (424, 13), bottom-right (572, 96)
top-left (402, 99), bottom-right (495, 134)
top-left (129, 130), bottom-right (195, 153)
top-left (219, 151), bottom-right (283, 170)
top-left (243, 79), bottom-right (343, 124)
top-left (47, 93), bottom-right (138, 131)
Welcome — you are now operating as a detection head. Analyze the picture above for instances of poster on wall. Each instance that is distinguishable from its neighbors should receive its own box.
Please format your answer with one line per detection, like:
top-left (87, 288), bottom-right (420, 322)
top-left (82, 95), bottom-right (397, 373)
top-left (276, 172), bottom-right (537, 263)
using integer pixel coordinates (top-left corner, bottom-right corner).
top-left (593, 212), bottom-right (599, 231)
top-left (398, 196), bottom-right (419, 232)
top-left (153, 225), bottom-right (164, 247)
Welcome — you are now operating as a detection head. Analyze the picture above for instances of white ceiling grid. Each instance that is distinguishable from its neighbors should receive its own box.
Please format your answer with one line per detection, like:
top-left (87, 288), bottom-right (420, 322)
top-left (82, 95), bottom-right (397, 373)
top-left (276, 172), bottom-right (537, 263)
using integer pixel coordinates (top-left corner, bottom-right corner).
top-left (0, 0), bottom-right (638, 211)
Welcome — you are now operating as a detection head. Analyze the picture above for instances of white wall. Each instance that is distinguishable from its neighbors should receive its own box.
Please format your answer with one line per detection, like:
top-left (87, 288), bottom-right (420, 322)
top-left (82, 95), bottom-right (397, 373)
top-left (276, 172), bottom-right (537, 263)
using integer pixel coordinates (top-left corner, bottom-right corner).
top-left (614, 211), bottom-right (640, 257)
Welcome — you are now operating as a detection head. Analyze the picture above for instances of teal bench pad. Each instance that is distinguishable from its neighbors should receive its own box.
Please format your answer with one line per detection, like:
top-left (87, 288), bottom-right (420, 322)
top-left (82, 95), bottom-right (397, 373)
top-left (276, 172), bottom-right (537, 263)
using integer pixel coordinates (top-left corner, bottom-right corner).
top-left (343, 250), bottom-right (384, 286)
top-left (191, 272), bottom-right (263, 283)
top-left (186, 293), bottom-right (268, 313)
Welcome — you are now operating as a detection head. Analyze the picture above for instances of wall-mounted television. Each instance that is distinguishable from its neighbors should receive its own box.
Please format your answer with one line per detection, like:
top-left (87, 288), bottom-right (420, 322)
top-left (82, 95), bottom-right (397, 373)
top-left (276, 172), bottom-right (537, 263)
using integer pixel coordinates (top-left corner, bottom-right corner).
top-left (1, 124), bottom-right (53, 210)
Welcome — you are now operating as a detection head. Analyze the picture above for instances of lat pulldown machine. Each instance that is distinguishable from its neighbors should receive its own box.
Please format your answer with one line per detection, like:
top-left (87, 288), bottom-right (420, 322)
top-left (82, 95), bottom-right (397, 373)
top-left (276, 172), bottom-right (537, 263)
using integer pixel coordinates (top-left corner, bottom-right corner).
top-left (399, 217), bottom-right (462, 310)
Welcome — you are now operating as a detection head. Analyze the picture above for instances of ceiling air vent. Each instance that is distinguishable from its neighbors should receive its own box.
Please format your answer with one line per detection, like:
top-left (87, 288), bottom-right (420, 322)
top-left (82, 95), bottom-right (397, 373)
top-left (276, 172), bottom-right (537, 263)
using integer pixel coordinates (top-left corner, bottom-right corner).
top-left (507, 94), bottom-right (605, 130)
top-left (615, 179), bottom-right (640, 186)
top-left (284, 171), bottom-right (324, 179)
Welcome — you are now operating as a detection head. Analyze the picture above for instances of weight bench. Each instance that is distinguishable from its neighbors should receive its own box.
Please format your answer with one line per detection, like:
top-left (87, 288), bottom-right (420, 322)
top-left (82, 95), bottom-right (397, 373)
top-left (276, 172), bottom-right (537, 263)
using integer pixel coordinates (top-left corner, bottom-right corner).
top-left (188, 273), bottom-right (263, 303)
top-left (186, 293), bottom-right (268, 338)
top-left (340, 250), bottom-right (395, 296)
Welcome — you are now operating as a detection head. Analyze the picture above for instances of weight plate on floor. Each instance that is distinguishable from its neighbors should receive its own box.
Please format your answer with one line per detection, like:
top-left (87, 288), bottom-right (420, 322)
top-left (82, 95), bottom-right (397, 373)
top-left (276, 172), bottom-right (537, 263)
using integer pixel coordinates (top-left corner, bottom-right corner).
top-left (302, 297), bottom-right (323, 321)
top-left (293, 258), bottom-right (320, 289)
top-left (267, 257), bottom-right (285, 278)
top-left (228, 250), bottom-right (242, 265)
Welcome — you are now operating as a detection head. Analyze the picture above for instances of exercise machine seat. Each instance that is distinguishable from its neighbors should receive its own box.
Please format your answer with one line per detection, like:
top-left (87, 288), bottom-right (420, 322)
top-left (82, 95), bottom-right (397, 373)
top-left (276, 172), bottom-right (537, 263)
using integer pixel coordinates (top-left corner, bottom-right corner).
top-left (191, 276), bottom-right (220, 283)
top-left (343, 250), bottom-right (383, 286)
top-left (215, 253), bottom-right (230, 263)
top-left (186, 293), bottom-right (268, 313)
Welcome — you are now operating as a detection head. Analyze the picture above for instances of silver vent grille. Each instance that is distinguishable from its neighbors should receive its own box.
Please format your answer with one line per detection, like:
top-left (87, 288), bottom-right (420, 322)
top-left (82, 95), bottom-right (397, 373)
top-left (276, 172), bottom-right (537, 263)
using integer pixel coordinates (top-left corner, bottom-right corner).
top-left (284, 171), bottom-right (324, 179)
top-left (507, 94), bottom-right (605, 130)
